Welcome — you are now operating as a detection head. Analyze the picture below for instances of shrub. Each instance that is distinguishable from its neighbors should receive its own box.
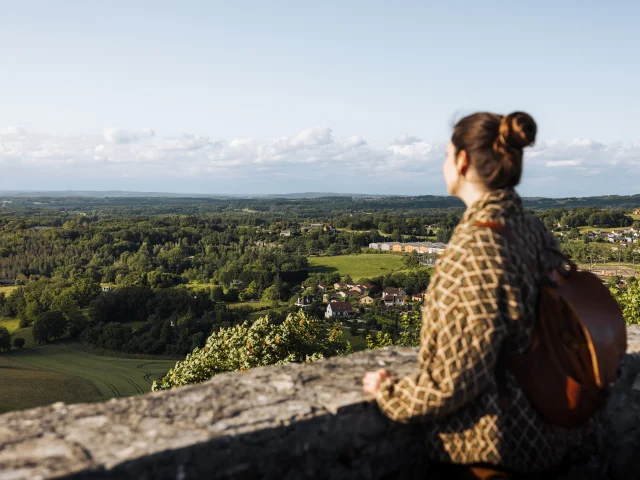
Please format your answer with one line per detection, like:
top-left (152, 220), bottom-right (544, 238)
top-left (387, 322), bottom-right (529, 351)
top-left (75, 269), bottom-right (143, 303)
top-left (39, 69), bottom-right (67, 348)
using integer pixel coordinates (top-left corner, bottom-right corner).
top-left (0, 326), bottom-right (11, 351)
top-left (67, 312), bottom-right (89, 338)
top-left (18, 318), bottom-right (31, 329)
top-left (152, 311), bottom-right (351, 391)
top-left (32, 310), bottom-right (68, 344)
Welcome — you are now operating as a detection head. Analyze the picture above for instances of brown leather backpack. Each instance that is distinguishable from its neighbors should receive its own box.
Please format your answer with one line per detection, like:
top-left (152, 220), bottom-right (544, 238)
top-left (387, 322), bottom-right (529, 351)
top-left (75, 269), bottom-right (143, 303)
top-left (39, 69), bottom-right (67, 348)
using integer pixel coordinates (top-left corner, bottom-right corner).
top-left (477, 221), bottom-right (627, 427)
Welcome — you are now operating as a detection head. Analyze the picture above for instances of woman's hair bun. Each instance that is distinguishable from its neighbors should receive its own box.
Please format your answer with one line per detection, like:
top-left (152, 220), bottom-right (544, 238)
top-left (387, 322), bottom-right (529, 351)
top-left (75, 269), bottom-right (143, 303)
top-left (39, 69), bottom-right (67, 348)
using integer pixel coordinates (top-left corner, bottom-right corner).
top-left (498, 111), bottom-right (537, 149)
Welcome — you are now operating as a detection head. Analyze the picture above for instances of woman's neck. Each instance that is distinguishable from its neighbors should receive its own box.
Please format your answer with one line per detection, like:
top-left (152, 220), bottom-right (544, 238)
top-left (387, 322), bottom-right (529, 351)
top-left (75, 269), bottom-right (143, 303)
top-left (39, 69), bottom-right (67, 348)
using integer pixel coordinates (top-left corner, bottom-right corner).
top-left (456, 182), bottom-right (491, 208)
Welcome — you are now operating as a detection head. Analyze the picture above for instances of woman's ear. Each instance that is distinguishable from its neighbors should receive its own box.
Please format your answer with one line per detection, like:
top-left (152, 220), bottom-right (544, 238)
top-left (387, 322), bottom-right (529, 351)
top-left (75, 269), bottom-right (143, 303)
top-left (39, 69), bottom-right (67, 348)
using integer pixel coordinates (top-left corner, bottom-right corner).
top-left (455, 150), bottom-right (469, 176)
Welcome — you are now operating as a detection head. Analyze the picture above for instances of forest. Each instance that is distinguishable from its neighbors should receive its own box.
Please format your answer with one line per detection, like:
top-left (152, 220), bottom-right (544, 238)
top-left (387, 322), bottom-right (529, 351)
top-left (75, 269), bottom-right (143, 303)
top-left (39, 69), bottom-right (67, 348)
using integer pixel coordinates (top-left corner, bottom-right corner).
top-left (0, 194), bottom-right (639, 361)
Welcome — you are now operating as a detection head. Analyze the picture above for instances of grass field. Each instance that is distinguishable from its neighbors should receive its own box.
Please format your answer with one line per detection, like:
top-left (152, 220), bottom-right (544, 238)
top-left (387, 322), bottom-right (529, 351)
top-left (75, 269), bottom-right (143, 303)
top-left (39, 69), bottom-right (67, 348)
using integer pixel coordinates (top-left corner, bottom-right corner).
top-left (184, 281), bottom-right (217, 291)
top-left (342, 329), bottom-right (368, 352)
top-left (0, 285), bottom-right (18, 296)
top-left (337, 228), bottom-right (438, 242)
top-left (0, 317), bottom-right (20, 333)
top-left (577, 263), bottom-right (640, 273)
top-left (0, 318), bottom-right (37, 348)
top-left (227, 301), bottom-right (272, 310)
top-left (578, 226), bottom-right (629, 234)
top-left (308, 254), bottom-right (406, 281)
top-left (0, 332), bottom-right (177, 413)
top-left (631, 214), bottom-right (640, 221)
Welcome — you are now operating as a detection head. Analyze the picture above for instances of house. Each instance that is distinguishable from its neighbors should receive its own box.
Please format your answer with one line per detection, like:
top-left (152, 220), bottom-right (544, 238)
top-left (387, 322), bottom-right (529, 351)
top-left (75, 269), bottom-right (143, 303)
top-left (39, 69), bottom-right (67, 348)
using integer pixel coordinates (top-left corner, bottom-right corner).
top-left (280, 229), bottom-right (293, 237)
top-left (368, 243), bottom-right (379, 250)
top-left (411, 293), bottom-right (424, 302)
top-left (317, 284), bottom-right (327, 292)
top-left (359, 295), bottom-right (375, 305)
top-left (325, 301), bottom-right (355, 319)
top-left (102, 285), bottom-right (114, 292)
top-left (634, 209), bottom-right (640, 215)
top-left (392, 244), bottom-right (404, 252)
top-left (294, 296), bottom-right (313, 308)
top-left (349, 285), bottom-right (365, 294)
top-left (428, 242), bottom-right (447, 254)
top-left (339, 289), bottom-right (360, 298)
top-left (323, 293), bottom-right (341, 303)
top-left (382, 287), bottom-right (406, 297)
top-left (333, 282), bottom-right (348, 290)
top-left (382, 287), bottom-right (406, 306)
top-left (300, 223), bottom-right (324, 233)
top-left (380, 243), bottom-right (392, 251)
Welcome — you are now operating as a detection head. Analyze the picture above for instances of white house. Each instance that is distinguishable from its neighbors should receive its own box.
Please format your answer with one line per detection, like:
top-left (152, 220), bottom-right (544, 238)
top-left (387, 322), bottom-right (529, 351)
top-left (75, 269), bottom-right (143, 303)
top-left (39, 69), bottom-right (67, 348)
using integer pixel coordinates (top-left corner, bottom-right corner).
top-left (325, 301), bottom-right (355, 319)
top-left (294, 296), bottom-right (313, 308)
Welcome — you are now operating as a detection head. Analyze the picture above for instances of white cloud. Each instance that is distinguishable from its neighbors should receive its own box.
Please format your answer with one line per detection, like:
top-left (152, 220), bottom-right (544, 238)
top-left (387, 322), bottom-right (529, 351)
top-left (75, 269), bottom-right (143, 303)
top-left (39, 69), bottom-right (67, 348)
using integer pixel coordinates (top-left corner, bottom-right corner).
top-left (392, 135), bottom-right (423, 146)
top-left (103, 127), bottom-right (155, 144)
top-left (545, 159), bottom-right (582, 167)
top-left (0, 125), bottom-right (28, 136)
top-left (1, 125), bottom-right (639, 196)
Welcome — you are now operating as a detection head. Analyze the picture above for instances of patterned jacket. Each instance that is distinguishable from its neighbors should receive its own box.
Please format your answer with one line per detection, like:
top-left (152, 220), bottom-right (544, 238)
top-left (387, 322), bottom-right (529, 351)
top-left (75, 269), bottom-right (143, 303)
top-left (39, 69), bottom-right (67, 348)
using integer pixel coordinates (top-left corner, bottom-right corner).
top-left (375, 188), bottom-right (588, 473)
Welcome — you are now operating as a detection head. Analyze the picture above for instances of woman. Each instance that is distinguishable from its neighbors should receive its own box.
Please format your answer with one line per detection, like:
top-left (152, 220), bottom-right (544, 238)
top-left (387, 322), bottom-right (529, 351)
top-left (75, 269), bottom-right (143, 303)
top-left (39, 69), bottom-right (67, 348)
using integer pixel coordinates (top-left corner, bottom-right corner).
top-left (362, 112), bottom-right (588, 478)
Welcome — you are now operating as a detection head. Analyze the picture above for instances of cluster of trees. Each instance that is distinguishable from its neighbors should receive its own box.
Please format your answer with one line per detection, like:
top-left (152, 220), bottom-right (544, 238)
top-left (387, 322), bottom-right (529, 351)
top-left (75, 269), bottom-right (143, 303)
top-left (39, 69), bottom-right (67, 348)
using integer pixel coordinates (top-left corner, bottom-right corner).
top-left (535, 207), bottom-right (634, 231)
top-left (0, 277), bottom-right (100, 326)
top-left (560, 240), bottom-right (640, 265)
top-left (612, 278), bottom-right (640, 325)
top-left (81, 305), bottom-right (267, 357)
top-left (152, 311), bottom-right (352, 391)
top-left (152, 308), bottom-right (423, 391)
top-left (302, 266), bottom-right (430, 297)
top-left (0, 326), bottom-right (11, 351)
top-left (0, 275), bottom-right (291, 355)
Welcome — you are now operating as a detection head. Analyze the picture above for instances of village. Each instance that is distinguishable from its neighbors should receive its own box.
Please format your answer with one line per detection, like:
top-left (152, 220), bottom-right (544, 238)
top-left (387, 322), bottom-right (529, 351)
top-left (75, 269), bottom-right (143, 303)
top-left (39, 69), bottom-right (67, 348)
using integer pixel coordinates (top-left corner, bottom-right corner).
top-left (367, 241), bottom-right (447, 254)
top-left (293, 280), bottom-right (426, 334)
top-left (557, 226), bottom-right (640, 246)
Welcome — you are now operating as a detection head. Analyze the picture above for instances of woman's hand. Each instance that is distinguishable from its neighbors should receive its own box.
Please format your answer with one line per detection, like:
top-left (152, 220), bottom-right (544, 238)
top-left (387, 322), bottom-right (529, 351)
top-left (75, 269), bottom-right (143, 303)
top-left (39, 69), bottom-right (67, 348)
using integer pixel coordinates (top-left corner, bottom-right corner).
top-left (362, 368), bottom-right (390, 395)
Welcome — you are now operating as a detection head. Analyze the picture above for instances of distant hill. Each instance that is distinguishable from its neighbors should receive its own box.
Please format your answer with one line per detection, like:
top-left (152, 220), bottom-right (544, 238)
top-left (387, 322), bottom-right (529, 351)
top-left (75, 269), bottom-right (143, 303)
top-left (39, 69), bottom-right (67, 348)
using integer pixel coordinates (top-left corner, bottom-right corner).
top-left (0, 190), bottom-right (639, 210)
top-left (0, 190), bottom-right (383, 200)
top-left (0, 190), bottom-right (228, 199)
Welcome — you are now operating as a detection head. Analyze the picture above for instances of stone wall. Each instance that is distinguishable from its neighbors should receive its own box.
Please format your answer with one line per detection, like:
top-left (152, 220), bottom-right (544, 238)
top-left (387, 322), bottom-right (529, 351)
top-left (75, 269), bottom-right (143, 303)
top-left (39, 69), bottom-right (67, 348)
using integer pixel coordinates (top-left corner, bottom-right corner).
top-left (1, 326), bottom-right (639, 480)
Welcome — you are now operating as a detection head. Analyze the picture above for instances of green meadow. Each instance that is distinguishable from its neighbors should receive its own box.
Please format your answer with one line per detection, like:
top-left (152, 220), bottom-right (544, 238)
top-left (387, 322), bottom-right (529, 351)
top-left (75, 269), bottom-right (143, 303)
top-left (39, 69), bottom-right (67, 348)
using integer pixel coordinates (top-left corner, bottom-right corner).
top-left (0, 319), bottom-right (176, 413)
top-left (308, 253), bottom-right (406, 281)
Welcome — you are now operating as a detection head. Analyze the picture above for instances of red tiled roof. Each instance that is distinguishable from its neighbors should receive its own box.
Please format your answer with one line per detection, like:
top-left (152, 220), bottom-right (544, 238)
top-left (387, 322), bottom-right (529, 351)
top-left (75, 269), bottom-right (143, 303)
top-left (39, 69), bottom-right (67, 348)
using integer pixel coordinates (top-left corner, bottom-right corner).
top-left (328, 302), bottom-right (354, 312)
top-left (382, 287), bottom-right (404, 296)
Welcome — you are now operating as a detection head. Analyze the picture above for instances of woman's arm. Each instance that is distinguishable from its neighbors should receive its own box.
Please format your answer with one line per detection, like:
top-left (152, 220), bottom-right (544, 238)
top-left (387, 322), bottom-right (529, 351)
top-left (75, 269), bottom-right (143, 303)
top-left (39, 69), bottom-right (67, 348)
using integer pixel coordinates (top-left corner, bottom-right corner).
top-left (374, 250), bottom-right (514, 423)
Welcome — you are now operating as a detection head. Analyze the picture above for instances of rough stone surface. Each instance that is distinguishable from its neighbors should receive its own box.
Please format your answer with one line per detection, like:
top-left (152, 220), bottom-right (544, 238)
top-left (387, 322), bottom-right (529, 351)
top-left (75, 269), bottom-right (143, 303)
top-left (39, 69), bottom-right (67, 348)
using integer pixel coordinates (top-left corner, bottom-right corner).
top-left (0, 326), bottom-right (639, 480)
top-left (627, 323), bottom-right (640, 352)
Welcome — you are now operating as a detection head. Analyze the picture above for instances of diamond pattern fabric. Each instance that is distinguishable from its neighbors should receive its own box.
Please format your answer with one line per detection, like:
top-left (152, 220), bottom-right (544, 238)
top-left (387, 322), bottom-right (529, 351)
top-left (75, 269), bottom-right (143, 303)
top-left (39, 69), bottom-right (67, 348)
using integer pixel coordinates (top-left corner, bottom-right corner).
top-left (375, 188), bottom-right (591, 473)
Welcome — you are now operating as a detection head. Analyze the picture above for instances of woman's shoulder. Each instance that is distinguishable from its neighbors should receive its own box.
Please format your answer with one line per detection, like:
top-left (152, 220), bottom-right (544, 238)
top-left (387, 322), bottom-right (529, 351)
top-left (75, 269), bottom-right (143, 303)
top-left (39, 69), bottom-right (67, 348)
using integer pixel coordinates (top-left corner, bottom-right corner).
top-left (449, 220), bottom-right (511, 258)
top-left (433, 225), bottom-right (505, 281)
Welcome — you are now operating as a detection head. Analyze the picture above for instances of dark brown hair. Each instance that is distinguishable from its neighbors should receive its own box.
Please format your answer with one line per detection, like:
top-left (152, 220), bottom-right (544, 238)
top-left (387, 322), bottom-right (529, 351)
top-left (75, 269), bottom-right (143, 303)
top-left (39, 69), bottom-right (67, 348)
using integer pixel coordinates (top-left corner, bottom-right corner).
top-left (451, 111), bottom-right (537, 189)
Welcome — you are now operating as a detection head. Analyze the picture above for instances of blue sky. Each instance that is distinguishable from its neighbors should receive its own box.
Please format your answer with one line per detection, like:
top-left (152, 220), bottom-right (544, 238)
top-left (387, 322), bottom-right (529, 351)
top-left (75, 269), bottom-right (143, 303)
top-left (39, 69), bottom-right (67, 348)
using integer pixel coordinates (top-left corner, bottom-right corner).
top-left (1, 0), bottom-right (638, 196)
